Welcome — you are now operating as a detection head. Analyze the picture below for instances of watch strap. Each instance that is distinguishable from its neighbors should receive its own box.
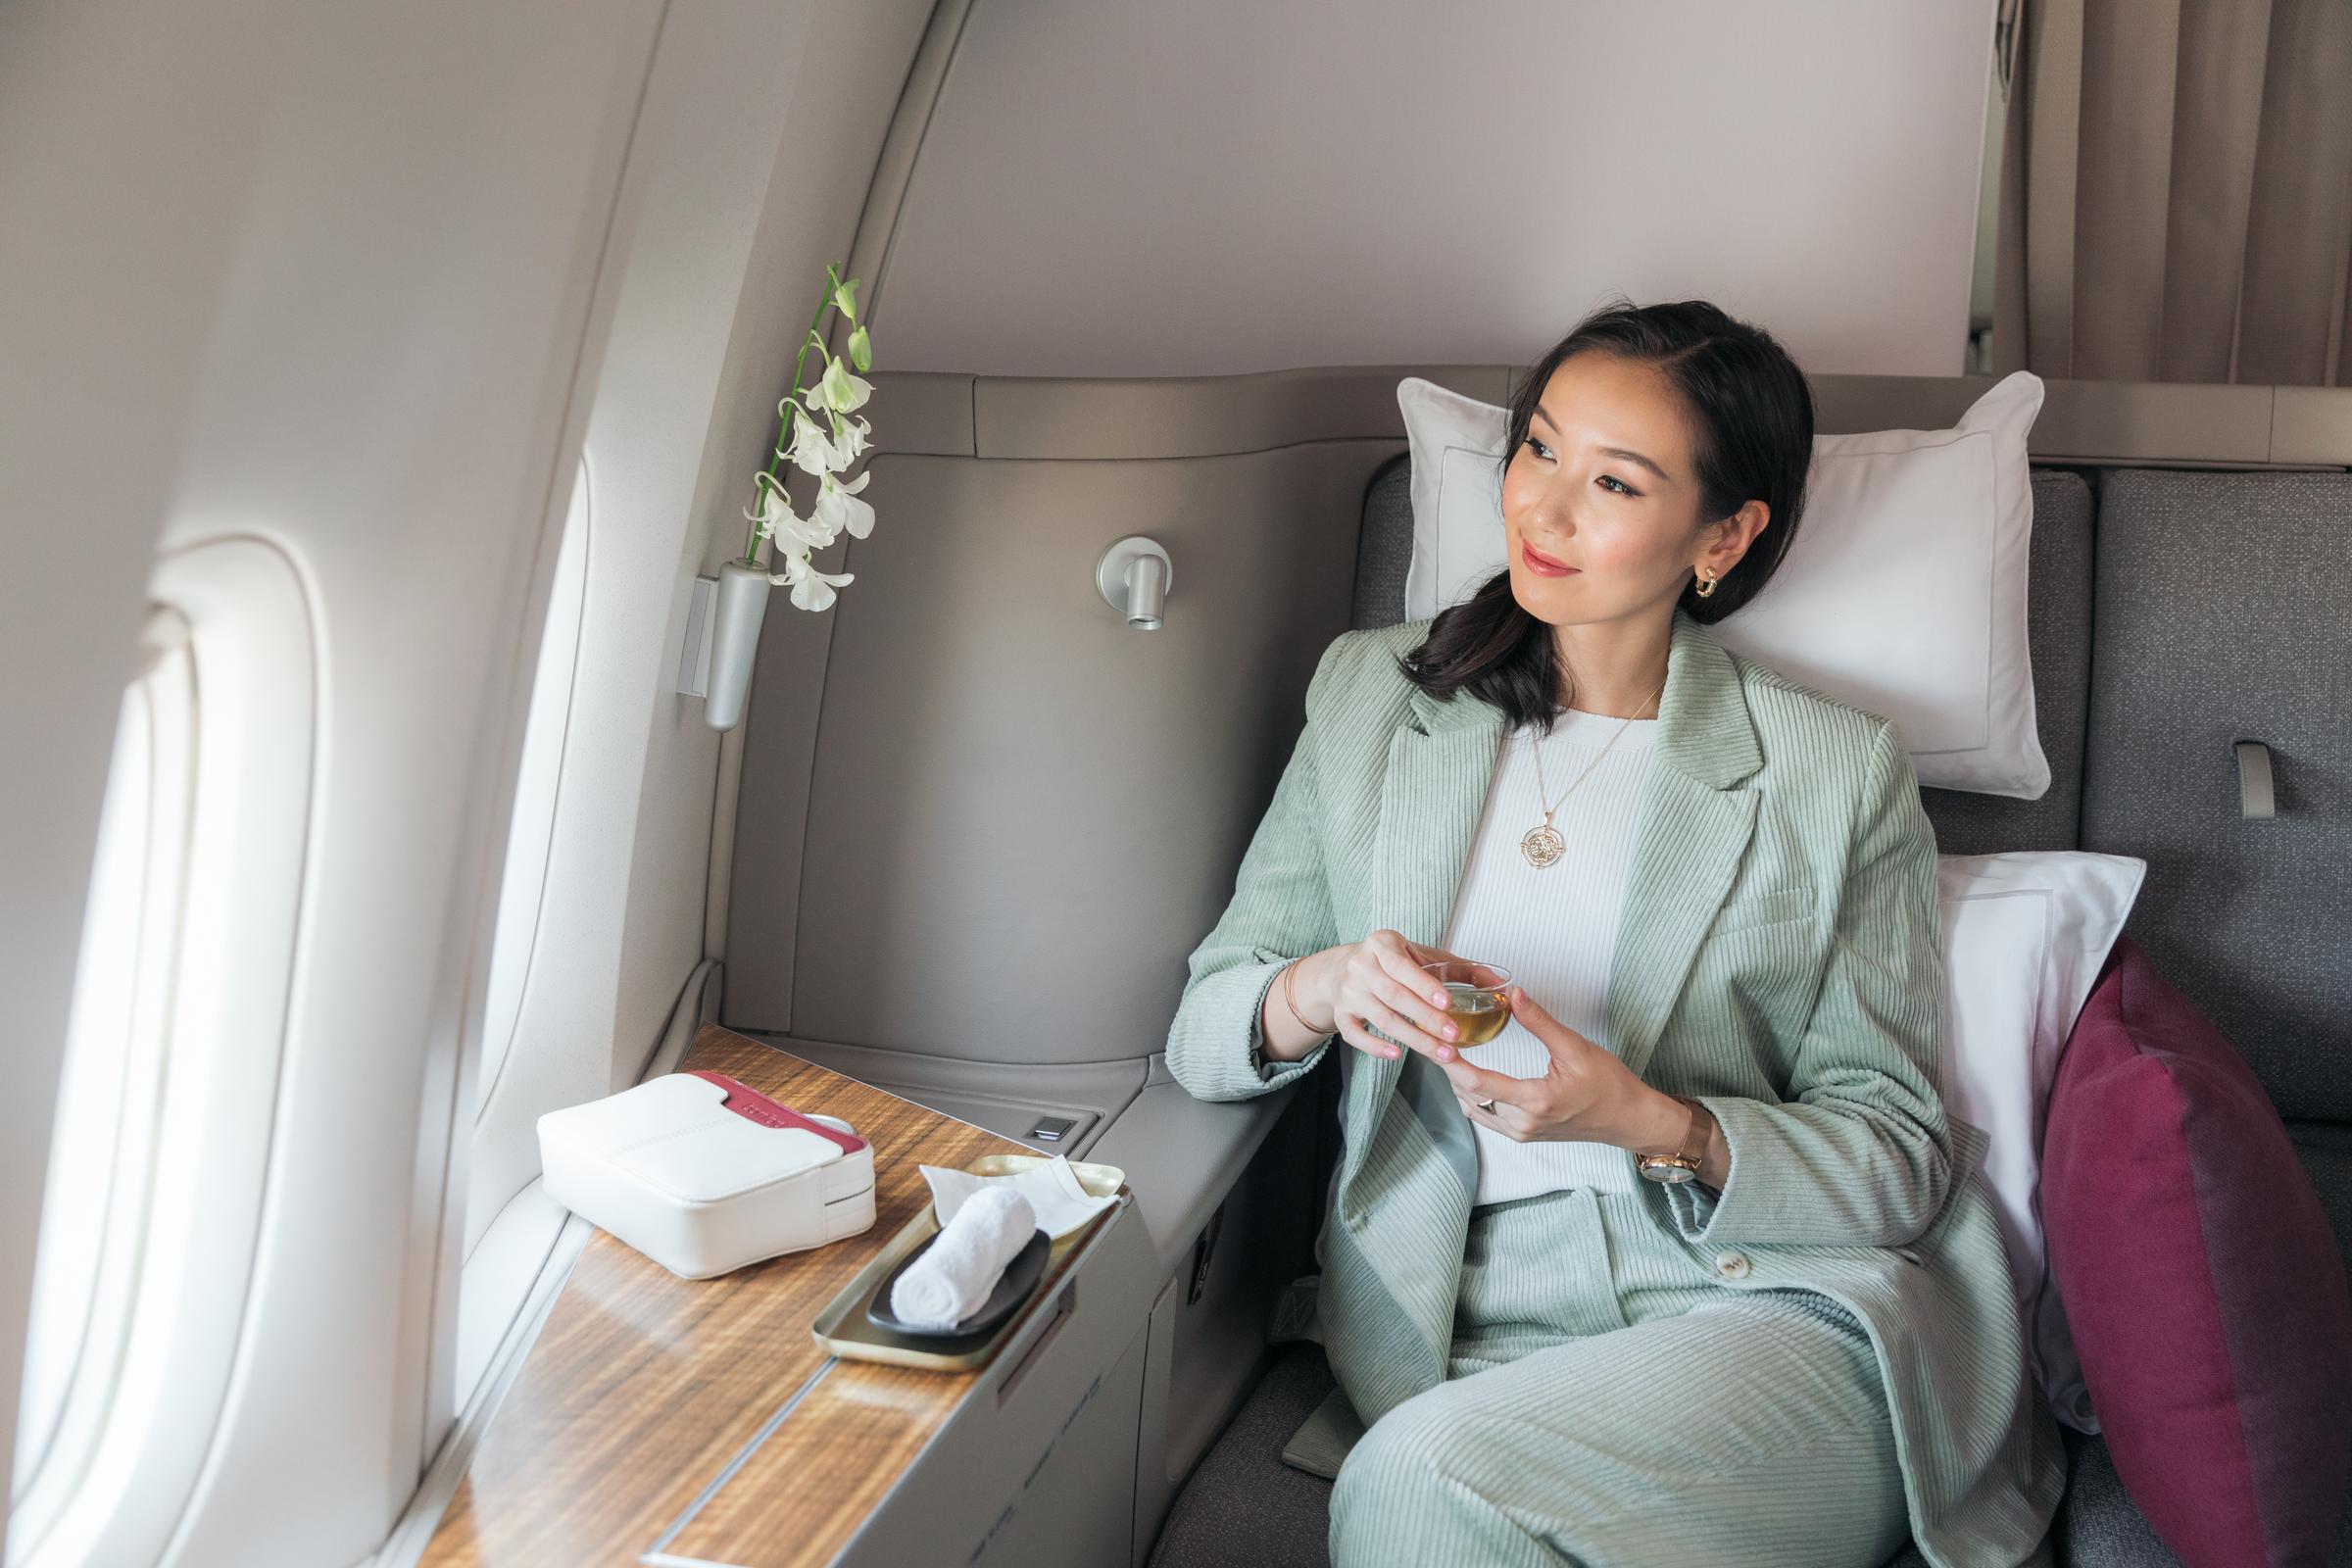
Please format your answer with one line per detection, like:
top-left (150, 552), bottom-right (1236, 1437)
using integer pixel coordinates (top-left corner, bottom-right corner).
top-left (1636, 1095), bottom-right (1713, 1177)
top-left (1668, 1094), bottom-right (1713, 1165)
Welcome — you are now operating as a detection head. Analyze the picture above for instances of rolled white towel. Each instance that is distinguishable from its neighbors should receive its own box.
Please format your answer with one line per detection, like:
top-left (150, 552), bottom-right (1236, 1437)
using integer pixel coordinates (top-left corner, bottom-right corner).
top-left (889, 1185), bottom-right (1038, 1330)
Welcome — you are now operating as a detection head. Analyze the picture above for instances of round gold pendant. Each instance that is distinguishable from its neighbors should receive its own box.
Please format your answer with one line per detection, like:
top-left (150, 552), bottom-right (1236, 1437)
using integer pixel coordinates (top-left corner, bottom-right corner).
top-left (1519, 823), bottom-right (1565, 868)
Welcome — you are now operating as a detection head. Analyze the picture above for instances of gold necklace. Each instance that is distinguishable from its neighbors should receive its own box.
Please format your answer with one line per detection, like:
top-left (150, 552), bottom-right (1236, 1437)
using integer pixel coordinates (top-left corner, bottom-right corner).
top-left (1519, 674), bottom-right (1666, 868)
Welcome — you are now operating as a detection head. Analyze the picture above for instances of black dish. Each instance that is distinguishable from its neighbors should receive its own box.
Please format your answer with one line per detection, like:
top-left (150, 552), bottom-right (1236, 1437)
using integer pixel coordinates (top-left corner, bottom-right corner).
top-left (866, 1226), bottom-right (1051, 1341)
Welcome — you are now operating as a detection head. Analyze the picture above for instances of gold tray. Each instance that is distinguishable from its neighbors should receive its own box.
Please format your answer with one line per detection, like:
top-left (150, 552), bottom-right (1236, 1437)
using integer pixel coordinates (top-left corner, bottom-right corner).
top-left (811, 1153), bottom-right (1127, 1371)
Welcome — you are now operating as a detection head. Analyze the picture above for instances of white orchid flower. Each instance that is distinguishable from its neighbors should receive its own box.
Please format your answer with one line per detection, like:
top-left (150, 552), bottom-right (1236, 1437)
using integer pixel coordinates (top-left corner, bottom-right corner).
top-left (788, 391), bottom-right (872, 470)
top-left (747, 470), bottom-right (841, 549)
top-left (790, 564), bottom-right (854, 612)
top-left (767, 543), bottom-right (854, 612)
top-left (790, 387), bottom-right (838, 429)
top-left (834, 413), bottom-right (871, 464)
top-left (745, 475), bottom-right (797, 539)
top-left (818, 353), bottom-right (872, 415)
top-left (814, 469), bottom-right (874, 540)
top-left (783, 388), bottom-right (844, 442)
top-left (800, 365), bottom-right (836, 416)
top-left (783, 408), bottom-right (843, 477)
top-left (745, 481), bottom-right (782, 541)
top-left (781, 494), bottom-right (841, 553)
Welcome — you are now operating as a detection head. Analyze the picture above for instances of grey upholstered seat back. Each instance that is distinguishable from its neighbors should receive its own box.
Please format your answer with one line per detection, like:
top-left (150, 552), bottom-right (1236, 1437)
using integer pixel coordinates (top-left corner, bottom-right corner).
top-left (1352, 455), bottom-right (1415, 635)
top-left (1350, 457), bottom-right (2098, 856)
top-left (2081, 469), bottom-right (2352, 1124)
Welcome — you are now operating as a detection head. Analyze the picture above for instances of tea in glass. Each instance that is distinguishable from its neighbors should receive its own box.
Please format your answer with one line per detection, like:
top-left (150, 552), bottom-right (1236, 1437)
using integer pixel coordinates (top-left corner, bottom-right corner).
top-left (1444, 987), bottom-right (1509, 1045)
top-left (1422, 959), bottom-right (1512, 1047)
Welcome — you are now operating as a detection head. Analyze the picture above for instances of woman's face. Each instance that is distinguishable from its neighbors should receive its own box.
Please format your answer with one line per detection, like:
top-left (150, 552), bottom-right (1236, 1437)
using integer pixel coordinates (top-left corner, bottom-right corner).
top-left (1499, 351), bottom-right (1755, 628)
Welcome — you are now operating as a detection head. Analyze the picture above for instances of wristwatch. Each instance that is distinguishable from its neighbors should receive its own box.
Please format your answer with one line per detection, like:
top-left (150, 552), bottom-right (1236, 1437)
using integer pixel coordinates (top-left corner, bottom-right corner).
top-left (1635, 1095), bottom-right (1716, 1185)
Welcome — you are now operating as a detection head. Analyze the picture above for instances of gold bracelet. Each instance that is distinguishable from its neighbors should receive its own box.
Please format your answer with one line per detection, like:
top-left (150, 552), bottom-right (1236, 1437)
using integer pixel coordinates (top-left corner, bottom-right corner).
top-left (1281, 958), bottom-right (1332, 1038)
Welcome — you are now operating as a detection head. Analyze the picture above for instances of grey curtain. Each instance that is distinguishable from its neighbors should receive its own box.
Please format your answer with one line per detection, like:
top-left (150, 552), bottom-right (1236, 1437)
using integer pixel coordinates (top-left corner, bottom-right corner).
top-left (1992, 0), bottom-right (2352, 385)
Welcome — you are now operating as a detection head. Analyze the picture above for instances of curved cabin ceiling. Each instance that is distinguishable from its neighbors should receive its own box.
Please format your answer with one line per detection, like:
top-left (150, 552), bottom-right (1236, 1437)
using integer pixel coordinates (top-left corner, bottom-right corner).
top-left (877, 0), bottom-right (1999, 378)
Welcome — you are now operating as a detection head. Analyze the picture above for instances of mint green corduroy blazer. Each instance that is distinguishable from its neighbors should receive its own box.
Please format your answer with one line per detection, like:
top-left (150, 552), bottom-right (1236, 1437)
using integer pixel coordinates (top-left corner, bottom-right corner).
top-left (1166, 608), bottom-right (2065, 1567)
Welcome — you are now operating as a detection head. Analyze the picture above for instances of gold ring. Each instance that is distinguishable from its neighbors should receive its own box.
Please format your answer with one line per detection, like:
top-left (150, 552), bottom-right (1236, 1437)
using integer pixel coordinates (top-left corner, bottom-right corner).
top-left (1475, 1098), bottom-right (1496, 1115)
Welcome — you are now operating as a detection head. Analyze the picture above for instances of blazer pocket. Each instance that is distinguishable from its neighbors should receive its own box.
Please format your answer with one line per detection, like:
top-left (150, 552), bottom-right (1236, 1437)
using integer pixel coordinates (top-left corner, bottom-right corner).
top-left (1706, 884), bottom-right (1817, 936)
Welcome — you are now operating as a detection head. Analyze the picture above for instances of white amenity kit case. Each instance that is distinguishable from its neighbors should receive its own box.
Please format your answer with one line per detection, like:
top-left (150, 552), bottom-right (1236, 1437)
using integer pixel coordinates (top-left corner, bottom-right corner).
top-left (537, 1072), bottom-right (876, 1279)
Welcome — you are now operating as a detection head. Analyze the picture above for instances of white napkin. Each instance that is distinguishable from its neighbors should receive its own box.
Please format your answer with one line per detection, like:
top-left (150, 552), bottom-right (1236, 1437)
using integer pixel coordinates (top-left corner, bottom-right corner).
top-left (889, 1185), bottom-right (1038, 1330)
top-left (917, 1155), bottom-right (1115, 1241)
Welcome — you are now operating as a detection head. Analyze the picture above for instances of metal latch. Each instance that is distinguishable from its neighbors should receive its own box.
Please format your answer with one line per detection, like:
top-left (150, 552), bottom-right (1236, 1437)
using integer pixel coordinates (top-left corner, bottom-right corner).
top-left (2236, 740), bottom-right (2276, 819)
top-left (1187, 1204), bottom-right (1224, 1306)
top-left (1027, 1115), bottom-right (1076, 1144)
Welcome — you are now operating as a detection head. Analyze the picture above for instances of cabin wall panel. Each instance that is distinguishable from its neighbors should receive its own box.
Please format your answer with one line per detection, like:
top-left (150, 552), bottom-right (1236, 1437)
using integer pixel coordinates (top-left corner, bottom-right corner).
top-left (869, 0), bottom-right (2002, 378)
top-left (726, 443), bottom-right (1379, 1060)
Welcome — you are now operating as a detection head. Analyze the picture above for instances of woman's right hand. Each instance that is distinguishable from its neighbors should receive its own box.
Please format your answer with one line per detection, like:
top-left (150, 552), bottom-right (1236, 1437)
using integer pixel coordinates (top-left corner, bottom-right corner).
top-left (1301, 930), bottom-right (1478, 1064)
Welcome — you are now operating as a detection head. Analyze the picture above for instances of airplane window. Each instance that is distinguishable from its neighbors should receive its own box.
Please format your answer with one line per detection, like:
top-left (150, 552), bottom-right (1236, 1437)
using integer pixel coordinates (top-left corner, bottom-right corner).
top-left (13, 538), bottom-right (311, 1568)
top-left (11, 612), bottom-right (195, 1550)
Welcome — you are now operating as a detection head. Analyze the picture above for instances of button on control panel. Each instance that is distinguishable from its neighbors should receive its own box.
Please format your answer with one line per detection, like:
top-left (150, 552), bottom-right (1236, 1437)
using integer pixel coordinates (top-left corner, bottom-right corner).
top-left (1027, 1115), bottom-right (1076, 1144)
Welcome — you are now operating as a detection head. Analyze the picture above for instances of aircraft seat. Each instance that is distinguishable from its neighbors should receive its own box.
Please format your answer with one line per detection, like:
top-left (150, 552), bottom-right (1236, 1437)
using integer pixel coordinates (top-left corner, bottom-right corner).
top-left (1147, 458), bottom-right (2352, 1567)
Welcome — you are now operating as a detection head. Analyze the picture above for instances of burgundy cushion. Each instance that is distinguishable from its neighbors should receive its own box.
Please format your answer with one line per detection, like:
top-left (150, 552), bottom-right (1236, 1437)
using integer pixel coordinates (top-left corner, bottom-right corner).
top-left (2042, 937), bottom-right (2352, 1566)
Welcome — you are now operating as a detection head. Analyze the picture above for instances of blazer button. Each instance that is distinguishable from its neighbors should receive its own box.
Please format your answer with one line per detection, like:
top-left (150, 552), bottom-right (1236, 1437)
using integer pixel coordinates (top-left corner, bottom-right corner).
top-left (1714, 1250), bottom-right (1751, 1280)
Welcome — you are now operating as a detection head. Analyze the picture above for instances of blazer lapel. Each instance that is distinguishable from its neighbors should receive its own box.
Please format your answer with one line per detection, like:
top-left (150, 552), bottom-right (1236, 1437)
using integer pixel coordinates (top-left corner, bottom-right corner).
top-left (1322, 682), bottom-right (1501, 1394)
top-left (1605, 610), bottom-right (1765, 1084)
top-left (1341, 685), bottom-right (1505, 1203)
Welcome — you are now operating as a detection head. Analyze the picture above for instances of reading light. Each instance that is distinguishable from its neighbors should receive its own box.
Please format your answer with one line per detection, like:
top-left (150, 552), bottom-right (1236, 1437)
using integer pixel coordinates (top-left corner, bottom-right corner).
top-left (1096, 536), bottom-right (1172, 630)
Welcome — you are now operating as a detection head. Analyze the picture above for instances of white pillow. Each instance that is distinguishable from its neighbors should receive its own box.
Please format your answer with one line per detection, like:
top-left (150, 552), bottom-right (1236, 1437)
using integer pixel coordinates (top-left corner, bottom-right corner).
top-left (1935, 850), bottom-right (2146, 1434)
top-left (1396, 370), bottom-right (2051, 798)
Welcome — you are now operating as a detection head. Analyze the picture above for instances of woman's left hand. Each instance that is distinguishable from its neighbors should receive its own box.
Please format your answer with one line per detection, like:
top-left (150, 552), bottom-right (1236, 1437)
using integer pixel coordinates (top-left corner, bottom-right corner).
top-left (1439, 985), bottom-right (1675, 1150)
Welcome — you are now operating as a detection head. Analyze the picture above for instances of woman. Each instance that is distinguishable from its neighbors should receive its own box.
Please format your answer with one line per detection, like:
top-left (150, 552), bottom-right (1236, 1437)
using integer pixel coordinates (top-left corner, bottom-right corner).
top-left (1164, 300), bottom-right (2063, 1567)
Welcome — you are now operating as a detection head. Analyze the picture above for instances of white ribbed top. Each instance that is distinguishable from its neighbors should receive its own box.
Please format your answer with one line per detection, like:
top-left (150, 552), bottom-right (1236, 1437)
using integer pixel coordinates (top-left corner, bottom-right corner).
top-left (1439, 706), bottom-right (1658, 1205)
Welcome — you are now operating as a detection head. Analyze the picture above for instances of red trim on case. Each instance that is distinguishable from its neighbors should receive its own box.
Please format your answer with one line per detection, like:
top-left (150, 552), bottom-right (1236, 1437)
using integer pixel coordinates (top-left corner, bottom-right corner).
top-left (686, 1070), bottom-right (867, 1153)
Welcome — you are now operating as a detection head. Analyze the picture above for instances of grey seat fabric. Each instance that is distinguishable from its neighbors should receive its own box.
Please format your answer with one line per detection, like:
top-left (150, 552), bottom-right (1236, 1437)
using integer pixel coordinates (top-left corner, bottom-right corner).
top-left (2295, 1121), bottom-right (2352, 1266)
top-left (2054, 1428), bottom-right (2185, 1568)
top-left (1351, 455), bottom-right (1414, 634)
top-left (2081, 469), bottom-right (2352, 1124)
top-left (1155, 458), bottom-right (2352, 1568)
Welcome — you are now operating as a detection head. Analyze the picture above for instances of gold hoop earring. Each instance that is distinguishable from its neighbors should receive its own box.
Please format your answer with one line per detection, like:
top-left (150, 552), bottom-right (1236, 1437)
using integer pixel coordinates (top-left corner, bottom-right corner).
top-left (1693, 568), bottom-right (1719, 599)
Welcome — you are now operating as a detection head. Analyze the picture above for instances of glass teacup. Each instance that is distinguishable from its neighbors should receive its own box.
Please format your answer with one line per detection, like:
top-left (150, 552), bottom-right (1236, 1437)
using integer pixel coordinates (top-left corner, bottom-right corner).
top-left (1423, 959), bottom-right (1512, 1047)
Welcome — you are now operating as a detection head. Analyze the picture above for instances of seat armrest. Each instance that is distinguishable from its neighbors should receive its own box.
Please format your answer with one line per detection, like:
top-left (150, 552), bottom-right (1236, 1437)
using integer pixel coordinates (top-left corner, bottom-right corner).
top-left (1087, 1064), bottom-right (1299, 1276)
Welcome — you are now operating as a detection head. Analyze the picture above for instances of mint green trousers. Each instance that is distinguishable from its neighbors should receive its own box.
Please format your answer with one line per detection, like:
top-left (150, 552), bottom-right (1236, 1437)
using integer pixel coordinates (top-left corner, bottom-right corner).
top-left (1327, 1186), bottom-right (1911, 1568)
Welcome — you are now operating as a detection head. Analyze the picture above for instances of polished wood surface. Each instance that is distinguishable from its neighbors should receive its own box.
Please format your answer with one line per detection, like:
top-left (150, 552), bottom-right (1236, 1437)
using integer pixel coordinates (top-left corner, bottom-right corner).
top-left (663, 1354), bottom-right (997, 1565)
top-left (422, 1026), bottom-right (1062, 1568)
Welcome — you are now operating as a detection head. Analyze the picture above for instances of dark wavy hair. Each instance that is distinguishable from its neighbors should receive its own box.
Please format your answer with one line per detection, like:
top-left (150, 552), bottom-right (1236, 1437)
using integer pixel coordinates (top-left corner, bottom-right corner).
top-left (1400, 296), bottom-right (1814, 734)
